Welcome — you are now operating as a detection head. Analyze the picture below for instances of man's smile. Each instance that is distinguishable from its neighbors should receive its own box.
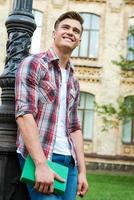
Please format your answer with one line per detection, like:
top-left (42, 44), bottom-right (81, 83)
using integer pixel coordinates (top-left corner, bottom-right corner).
top-left (62, 36), bottom-right (74, 42)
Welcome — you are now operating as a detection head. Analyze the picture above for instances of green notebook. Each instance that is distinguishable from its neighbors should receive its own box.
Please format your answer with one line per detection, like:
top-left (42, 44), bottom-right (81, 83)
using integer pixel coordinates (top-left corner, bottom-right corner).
top-left (20, 155), bottom-right (69, 194)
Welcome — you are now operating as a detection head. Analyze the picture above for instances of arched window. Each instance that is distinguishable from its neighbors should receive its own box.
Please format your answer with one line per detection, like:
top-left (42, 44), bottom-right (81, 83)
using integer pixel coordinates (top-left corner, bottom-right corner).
top-left (127, 17), bottom-right (134, 61)
top-left (31, 10), bottom-right (43, 54)
top-left (78, 92), bottom-right (95, 140)
top-left (122, 96), bottom-right (134, 144)
top-left (72, 13), bottom-right (100, 58)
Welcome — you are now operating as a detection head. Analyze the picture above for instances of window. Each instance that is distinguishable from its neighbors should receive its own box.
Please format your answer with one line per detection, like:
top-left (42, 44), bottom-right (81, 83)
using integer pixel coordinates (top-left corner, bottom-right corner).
top-left (72, 13), bottom-right (100, 58)
top-left (127, 18), bottom-right (134, 61)
top-left (78, 92), bottom-right (95, 140)
top-left (31, 10), bottom-right (43, 54)
top-left (122, 96), bottom-right (134, 144)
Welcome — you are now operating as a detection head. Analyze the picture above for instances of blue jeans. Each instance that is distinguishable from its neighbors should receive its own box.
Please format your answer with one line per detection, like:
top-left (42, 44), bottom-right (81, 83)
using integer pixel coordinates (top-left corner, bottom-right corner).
top-left (18, 153), bottom-right (78, 200)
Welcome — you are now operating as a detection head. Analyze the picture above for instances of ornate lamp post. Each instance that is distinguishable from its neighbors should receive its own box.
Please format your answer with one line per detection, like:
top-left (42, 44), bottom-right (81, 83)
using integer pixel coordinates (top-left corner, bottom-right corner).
top-left (0, 0), bottom-right (36, 199)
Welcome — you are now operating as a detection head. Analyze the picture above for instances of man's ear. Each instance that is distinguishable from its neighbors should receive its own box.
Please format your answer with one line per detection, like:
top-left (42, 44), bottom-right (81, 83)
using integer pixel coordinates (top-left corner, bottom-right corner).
top-left (77, 38), bottom-right (81, 47)
top-left (52, 30), bottom-right (56, 39)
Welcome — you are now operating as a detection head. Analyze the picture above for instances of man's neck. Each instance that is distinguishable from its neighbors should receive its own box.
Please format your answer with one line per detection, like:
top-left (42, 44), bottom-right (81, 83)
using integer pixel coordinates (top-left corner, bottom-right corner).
top-left (52, 45), bottom-right (71, 69)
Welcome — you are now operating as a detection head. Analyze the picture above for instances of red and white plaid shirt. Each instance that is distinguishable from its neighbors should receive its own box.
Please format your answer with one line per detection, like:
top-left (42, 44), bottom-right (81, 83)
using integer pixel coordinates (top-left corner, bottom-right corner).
top-left (15, 47), bottom-right (81, 163)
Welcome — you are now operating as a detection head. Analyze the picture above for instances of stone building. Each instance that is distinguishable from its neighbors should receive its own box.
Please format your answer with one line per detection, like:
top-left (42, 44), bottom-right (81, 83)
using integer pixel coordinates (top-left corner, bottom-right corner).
top-left (0, 0), bottom-right (134, 171)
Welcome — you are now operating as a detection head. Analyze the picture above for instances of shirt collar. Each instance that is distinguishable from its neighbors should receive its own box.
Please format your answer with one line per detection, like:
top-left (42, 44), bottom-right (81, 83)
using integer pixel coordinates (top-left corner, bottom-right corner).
top-left (46, 47), bottom-right (74, 72)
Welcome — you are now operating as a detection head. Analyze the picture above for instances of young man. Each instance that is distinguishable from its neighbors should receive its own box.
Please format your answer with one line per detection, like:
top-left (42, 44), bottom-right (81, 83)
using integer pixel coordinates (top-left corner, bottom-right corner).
top-left (15, 11), bottom-right (88, 200)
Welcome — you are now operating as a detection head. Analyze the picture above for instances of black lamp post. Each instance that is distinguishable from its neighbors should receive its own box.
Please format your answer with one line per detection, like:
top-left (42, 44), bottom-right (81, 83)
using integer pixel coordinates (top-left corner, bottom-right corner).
top-left (0, 0), bottom-right (36, 199)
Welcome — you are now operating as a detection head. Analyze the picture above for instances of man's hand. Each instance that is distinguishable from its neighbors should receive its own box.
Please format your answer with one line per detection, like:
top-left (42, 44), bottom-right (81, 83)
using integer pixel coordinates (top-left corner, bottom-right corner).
top-left (34, 163), bottom-right (64, 194)
top-left (77, 172), bottom-right (89, 198)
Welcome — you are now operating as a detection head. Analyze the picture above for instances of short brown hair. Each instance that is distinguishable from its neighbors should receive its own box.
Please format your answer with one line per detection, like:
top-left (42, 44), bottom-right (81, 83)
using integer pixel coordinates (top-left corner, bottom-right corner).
top-left (54, 11), bottom-right (84, 33)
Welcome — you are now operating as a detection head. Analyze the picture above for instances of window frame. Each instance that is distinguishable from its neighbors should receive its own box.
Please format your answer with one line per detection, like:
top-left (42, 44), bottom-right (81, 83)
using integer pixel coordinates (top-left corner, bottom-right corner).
top-left (127, 17), bottom-right (134, 61)
top-left (31, 9), bottom-right (43, 54)
top-left (122, 96), bottom-right (134, 144)
top-left (72, 12), bottom-right (100, 59)
top-left (78, 92), bottom-right (95, 140)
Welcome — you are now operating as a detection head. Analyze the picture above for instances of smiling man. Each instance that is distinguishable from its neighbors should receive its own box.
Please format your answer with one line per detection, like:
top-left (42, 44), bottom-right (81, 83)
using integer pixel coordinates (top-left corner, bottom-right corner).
top-left (15, 11), bottom-right (88, 200)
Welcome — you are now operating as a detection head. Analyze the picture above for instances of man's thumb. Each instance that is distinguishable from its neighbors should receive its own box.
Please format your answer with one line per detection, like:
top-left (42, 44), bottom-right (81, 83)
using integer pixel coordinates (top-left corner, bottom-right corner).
top-left (54, 173), bottom-right (65, 182)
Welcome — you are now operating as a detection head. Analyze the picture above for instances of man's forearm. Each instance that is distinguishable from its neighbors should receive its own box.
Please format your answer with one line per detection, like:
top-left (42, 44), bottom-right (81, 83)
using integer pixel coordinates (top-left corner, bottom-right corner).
top-left (70, 130), bottom-right (86, 174)
top-left (16, 114), bottom-right (47, 166)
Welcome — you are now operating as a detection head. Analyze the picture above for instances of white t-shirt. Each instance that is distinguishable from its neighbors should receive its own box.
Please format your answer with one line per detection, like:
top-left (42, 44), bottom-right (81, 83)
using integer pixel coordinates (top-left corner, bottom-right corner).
top-left (53, 68), bottom-right (71, 155)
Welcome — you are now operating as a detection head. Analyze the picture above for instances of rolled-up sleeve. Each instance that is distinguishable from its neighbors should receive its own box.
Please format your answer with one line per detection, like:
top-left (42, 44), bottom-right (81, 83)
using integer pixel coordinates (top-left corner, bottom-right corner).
top-left (15, 55), bottom-right (41, 119)
top-left (68, 81), bottom-right (81, 133)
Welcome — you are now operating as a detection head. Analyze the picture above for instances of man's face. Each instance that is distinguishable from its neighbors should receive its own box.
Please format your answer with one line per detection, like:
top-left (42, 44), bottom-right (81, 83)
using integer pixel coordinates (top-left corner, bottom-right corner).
top-left (53, 18), bottom-right (82, 53)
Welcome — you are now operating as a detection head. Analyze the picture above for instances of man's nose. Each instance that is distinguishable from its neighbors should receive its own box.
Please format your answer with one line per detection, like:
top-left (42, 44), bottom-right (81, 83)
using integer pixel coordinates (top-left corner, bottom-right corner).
top-left (67, 28), bottom-right (73, 36)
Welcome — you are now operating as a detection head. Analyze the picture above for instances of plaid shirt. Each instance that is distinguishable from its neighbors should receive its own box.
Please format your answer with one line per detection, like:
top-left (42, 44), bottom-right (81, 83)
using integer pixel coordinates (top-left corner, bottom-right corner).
top-left (15, 47), bottom-right (81, 163)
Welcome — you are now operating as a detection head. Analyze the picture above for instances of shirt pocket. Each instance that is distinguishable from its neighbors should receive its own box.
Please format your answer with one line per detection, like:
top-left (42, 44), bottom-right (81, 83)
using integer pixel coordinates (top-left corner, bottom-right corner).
top-left (39, 80), bottom-right (56, 104)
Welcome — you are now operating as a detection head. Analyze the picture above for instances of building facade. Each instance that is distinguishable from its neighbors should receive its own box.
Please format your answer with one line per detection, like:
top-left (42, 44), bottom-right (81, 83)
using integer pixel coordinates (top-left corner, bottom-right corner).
top-left (0, 0), bottom-right (134, 171)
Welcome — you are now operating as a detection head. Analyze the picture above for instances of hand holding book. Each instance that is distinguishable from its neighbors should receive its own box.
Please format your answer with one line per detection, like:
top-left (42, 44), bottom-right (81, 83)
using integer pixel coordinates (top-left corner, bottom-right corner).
top-left (20, 155), bottom-right (69, 194)
top-left (34, 162), bottom-right (65, 194)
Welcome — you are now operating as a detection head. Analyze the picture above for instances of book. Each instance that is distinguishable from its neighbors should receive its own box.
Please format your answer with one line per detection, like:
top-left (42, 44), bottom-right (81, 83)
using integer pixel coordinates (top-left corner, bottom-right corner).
top-left (20, 155), bottom-right (69, 194)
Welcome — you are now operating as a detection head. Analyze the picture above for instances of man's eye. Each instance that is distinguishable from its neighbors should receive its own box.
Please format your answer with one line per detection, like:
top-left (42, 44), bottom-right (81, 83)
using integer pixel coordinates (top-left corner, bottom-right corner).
top-left (62, 26), bottom-right (69, 29)
top-left (74, 29), bottom-right (80, 34)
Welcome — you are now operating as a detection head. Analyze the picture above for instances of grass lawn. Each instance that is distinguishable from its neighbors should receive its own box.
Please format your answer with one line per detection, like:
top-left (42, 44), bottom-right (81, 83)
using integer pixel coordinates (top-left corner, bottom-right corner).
top-left (77, 171), bottom-right (134, 200)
